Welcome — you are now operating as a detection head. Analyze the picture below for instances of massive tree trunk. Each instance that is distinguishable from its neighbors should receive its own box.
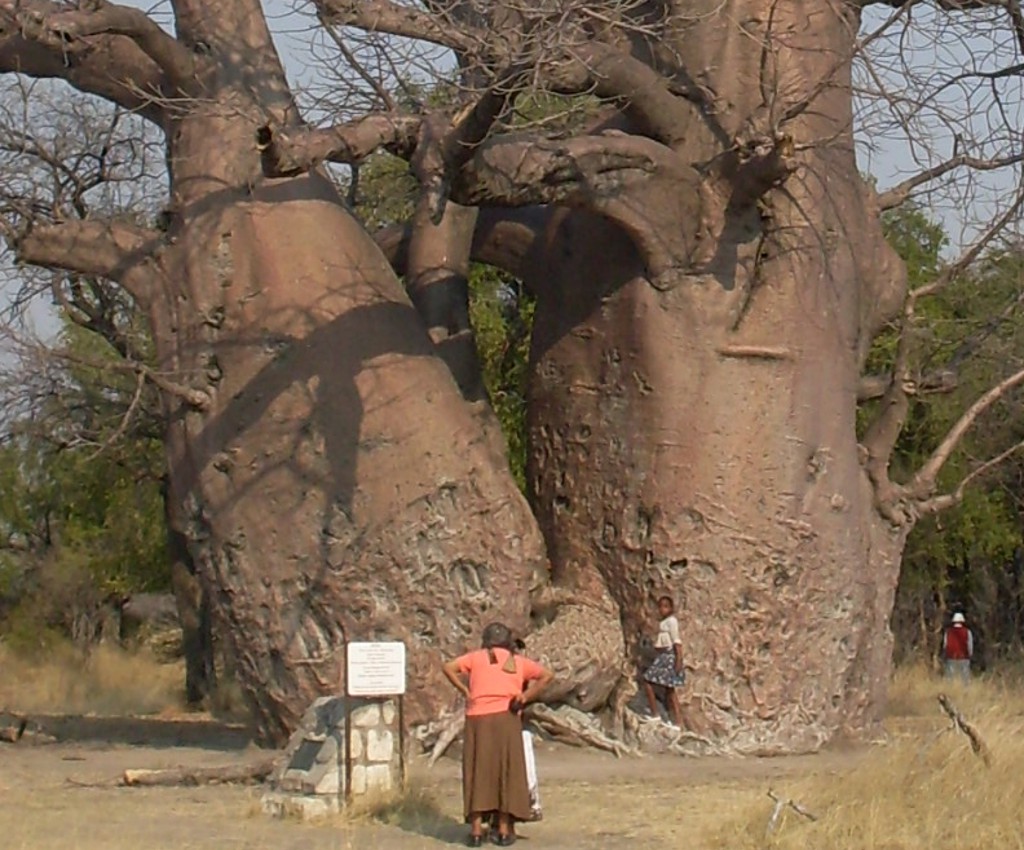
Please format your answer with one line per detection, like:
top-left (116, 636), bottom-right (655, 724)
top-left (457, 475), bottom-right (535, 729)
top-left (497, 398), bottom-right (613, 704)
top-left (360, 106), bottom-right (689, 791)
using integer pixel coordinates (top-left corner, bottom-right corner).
top-left (525, 0), bottom-right (910, 752)
top-left (142, 4), bottom-right (544, 744)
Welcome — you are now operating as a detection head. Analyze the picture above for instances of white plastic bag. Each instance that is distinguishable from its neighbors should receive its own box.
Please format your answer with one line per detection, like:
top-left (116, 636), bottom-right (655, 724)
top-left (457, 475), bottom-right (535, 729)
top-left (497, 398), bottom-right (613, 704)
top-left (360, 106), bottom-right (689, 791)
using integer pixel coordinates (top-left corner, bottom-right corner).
top-left (522, 729), bottom-right (542, 820)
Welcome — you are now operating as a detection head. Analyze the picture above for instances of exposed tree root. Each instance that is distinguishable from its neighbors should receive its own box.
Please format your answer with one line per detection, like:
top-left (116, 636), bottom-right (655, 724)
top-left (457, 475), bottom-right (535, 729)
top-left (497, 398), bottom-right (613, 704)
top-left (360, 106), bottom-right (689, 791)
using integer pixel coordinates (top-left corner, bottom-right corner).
top-left (627, 711), bottom-right (743, 757)
top-left (527, 704), bottom-right (639, 758)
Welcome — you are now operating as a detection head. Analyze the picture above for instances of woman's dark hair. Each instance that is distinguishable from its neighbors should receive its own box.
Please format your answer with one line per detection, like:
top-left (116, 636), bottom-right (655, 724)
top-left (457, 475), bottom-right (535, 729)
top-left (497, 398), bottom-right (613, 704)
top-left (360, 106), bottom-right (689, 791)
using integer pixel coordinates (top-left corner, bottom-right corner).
top-left (481, 622), bottom-right (516, 666)
top-left (657, 595), bottom-right (674, 610)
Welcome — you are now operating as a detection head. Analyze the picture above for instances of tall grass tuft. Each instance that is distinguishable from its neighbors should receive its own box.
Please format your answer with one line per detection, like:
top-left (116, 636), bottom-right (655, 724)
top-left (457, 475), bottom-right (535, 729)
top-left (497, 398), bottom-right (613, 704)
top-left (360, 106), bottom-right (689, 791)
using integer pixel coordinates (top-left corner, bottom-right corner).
top-left (0, 642), bottom-right (184, 716)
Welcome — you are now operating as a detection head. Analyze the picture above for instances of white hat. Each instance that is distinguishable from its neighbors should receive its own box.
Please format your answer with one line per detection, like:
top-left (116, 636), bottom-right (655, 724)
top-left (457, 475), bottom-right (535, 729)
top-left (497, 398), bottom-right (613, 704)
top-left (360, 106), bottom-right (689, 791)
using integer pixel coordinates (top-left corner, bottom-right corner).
top-left (952, 613), bottom-right (966, 625)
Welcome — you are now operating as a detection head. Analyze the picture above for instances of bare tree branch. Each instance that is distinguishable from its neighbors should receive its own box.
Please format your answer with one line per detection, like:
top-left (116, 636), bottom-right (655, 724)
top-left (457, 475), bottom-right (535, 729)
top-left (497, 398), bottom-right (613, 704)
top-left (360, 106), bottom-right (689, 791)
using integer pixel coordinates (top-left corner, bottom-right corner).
top-left (910, 366), bottom-right (1024, 498)
top-left (52, 273), bottom-right (146, 363)
top-left (877, 152), bottom-right (1024, 211)
top-left (919, 437), bottom-right (1024, 515)
top-left (860, 0), bottom-right (1024, 66)
top-left (551, 42), bottom-right (699, 148)
top-left (256, 113), bottom-right (421, 177)
top-left (314, 0), bottom-right (475, 53)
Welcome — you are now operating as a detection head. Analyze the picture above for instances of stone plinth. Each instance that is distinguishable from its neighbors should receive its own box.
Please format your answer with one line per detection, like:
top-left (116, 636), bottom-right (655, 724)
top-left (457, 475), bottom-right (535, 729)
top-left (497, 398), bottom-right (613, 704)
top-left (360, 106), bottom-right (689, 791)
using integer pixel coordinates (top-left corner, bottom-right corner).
top-left (261, 695), bottom-right (402, 820)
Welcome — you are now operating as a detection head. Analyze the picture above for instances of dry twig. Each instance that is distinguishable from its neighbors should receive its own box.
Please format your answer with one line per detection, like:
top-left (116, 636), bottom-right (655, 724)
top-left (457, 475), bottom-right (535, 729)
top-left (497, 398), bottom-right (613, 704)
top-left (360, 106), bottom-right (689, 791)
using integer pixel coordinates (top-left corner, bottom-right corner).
top-left (765, 788), bottom-right (819, 839)
top-left (937, 693), bottom-right (992, 767)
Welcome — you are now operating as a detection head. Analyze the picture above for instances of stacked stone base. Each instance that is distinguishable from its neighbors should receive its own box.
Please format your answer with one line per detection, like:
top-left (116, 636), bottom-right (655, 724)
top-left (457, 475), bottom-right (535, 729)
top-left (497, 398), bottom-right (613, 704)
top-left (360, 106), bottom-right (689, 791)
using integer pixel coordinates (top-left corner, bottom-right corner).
top-left (261, 695), bottom-right (402, 820)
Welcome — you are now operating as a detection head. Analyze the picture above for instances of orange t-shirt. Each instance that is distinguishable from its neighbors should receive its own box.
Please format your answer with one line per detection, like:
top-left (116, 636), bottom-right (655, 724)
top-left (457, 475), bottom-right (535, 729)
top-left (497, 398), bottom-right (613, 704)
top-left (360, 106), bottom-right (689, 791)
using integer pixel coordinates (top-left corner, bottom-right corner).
top-left (455, 648), bottom-right (545, 717)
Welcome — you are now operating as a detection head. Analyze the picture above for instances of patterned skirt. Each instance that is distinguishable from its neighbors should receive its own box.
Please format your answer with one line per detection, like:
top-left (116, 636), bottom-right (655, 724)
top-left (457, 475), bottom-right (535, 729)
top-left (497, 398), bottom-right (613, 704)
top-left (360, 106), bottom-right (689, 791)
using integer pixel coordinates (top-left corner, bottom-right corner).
top-left (643, 649), bottom-right (686, 688)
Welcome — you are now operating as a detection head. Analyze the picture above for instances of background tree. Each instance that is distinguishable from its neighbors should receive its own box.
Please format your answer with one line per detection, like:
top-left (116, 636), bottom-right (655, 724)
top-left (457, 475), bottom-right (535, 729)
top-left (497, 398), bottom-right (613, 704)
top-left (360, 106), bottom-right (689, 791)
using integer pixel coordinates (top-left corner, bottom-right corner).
top-left (874, 211), bottom-right (1024, 665)
top-left (1, 0), bottom-right (1023, 752)
top-left (0, 317), bottom-right (168, 651)
top-left (0, 83), bottom-right (219, 702)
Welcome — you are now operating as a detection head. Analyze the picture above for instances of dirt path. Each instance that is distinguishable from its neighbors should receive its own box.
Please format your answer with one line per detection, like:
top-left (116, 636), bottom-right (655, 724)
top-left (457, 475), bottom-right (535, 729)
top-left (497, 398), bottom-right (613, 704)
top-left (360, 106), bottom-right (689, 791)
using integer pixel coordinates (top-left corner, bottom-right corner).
top-left (0, 720), bottom-right (867, 850)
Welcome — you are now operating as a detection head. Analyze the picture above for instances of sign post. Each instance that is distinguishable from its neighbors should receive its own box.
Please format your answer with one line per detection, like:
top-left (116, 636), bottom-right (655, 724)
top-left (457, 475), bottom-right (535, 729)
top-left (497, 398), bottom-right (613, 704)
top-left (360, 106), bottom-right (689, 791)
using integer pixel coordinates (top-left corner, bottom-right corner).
top-left (347, 642), bottom-right (407, 696)
top-left (343, 641), bottom-right (407, 802)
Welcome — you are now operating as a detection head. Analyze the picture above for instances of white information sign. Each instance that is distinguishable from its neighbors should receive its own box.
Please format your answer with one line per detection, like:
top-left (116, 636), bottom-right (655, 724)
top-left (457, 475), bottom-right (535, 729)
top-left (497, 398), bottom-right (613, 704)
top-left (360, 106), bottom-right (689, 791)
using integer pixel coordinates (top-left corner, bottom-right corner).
top-left (346, 641), bottom-right (407, 696)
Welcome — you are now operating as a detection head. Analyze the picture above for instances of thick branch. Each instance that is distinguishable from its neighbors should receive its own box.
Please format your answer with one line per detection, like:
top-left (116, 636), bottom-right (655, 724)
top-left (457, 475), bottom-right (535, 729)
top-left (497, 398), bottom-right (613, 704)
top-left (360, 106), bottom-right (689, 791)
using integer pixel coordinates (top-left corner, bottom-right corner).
top-left (32, 1), bottom-right (197, 88)
top-left (552, 42), bottom-right (697, 149)
top-left (452, 131), bottom-right (704, 289)
top-left (256, 114), bottom-right (421, 177)
top-left (313, 0), bottom-right (474, 53)
top-left (910, 366), bottom-right (1024, 498)
top-left (0, 1), bottom-right (168, 121)
top-left (878, 153), bottom-right (1024, 211)
top-left (13, 219), bottom-right (161, 304)
top-left (375, 206), bottom-right (549, 281)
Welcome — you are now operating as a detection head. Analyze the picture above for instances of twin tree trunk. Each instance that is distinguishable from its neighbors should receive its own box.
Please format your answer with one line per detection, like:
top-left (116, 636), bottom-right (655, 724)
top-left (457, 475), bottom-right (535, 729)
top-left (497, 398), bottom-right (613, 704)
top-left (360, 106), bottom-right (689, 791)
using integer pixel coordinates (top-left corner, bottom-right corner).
top-left (104, 1), bottom-right (908, 749)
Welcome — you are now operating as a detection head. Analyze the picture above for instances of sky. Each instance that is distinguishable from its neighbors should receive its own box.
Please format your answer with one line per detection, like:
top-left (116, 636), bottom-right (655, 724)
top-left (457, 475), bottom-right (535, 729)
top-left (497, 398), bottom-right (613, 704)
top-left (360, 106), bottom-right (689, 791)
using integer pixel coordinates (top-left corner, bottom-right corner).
top-left (2, 0), bottom-right (1023, 344)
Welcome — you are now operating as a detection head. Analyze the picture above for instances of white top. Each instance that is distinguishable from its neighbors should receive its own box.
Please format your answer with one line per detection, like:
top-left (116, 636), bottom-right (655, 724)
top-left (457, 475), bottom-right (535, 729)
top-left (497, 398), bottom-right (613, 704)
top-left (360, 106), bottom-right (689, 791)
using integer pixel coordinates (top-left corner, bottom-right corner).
top-left (654, 615), bottom-right (682, 649)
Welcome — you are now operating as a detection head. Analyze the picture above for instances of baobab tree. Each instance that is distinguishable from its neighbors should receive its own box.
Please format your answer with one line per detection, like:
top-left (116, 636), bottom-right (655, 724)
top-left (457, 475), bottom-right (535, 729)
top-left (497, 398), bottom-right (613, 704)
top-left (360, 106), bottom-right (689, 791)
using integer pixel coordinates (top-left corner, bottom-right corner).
top-left (1, 0), bottom-right (1023, 752)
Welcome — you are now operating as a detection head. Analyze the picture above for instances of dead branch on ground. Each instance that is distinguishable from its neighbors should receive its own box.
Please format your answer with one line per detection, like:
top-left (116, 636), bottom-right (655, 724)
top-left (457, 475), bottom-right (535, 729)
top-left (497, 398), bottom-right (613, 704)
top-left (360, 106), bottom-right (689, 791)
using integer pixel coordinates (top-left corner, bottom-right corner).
top-left (937, 693), bottom-right (992, 767)
top-left (765, 789), bottom-right (819, 839)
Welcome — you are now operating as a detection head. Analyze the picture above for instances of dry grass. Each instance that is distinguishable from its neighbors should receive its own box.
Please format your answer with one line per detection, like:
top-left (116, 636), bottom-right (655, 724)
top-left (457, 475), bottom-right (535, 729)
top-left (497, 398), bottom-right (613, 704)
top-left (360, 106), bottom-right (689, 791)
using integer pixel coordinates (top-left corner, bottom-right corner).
top-left (709, 666), bottom-right (1024, 850)
top-left (0, 643), bottom-right (184, 716)
top-left (336, 771), bottom-right (459, 839)
top-left (4, 649), bottom-right (1023, 850)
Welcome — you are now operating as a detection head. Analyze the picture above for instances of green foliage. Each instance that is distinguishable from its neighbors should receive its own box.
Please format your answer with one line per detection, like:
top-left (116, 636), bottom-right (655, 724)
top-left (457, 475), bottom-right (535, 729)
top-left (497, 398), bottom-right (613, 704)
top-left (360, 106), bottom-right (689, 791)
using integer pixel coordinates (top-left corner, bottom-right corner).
top-left (869, 206), bottom-right (1024, 656)
top-left (468, 267), bottom-right (535, 491)
top-left (0, 311), bottom-right (169, 647)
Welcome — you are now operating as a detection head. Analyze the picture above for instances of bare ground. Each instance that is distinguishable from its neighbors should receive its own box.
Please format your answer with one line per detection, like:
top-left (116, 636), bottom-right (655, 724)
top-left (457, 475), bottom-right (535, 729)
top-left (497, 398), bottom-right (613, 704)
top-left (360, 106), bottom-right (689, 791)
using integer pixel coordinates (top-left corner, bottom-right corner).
top-left (0, 715), bottom-right (869, 850)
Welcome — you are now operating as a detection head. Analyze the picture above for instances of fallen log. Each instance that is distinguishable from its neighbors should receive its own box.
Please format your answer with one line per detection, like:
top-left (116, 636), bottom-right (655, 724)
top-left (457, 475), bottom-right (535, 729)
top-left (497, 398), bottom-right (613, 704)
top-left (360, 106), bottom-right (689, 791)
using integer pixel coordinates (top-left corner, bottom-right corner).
top-left (120, 758), bottom-right (276, 787)
top-left (937, 694), bottom-right (991, 767)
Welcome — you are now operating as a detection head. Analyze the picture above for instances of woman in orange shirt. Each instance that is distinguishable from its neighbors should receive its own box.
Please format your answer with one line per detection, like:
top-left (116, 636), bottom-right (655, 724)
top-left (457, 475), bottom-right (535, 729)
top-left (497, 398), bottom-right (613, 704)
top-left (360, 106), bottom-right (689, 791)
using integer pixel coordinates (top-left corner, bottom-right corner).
top-left (443, 622), bottom-right (554, 847)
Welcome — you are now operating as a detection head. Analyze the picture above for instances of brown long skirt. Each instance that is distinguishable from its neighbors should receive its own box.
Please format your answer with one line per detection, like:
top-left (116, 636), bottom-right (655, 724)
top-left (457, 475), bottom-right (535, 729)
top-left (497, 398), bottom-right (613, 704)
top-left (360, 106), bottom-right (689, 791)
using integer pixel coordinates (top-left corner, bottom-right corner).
top-left (462, 712), bottom-right (532, 822)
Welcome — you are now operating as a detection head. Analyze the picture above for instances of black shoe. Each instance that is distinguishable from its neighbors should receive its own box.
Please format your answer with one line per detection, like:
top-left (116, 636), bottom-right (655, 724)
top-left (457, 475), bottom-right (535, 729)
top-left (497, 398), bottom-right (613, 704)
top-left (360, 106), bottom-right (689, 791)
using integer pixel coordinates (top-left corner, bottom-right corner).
top-left (493, 836), bottom-right (516, 847)
top-left (467, 836), bottom-right (483, 847)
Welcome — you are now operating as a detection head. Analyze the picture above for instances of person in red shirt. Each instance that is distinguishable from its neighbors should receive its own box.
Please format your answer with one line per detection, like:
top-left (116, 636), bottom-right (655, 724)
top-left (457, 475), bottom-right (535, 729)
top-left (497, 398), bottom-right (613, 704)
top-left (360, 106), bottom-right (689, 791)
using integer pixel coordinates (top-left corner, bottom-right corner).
top-left (443, 623), bottom-right (554, 847)
top-left (943, 612), bottom-right (974, 685)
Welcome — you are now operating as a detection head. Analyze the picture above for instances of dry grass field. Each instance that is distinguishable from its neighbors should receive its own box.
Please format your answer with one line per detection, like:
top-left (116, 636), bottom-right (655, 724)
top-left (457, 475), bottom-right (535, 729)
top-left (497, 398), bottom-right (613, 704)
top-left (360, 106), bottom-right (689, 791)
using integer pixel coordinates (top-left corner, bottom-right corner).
top-left (1, 649), bottom-right (1020, 850)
